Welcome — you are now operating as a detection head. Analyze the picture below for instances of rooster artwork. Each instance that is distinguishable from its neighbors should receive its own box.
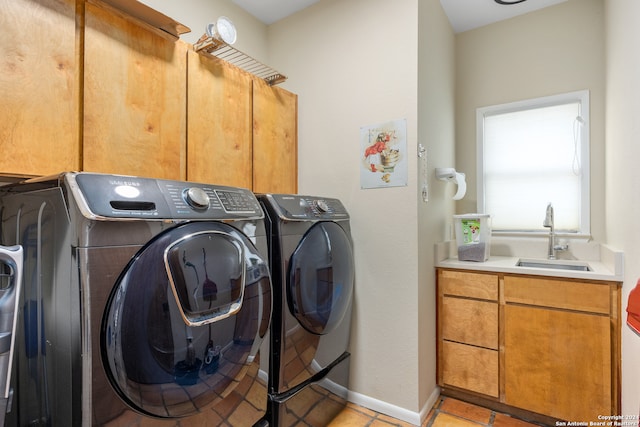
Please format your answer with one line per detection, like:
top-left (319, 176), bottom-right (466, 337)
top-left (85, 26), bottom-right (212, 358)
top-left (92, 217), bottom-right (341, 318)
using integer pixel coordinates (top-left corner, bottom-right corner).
top-left (360, 119), bottom-right (407, 189)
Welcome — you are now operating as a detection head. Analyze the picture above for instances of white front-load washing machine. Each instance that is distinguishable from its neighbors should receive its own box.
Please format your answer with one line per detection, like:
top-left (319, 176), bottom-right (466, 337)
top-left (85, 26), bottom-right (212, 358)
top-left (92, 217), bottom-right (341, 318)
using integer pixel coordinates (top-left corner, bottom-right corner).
top-left (0, 172), bottom-right (272, 426)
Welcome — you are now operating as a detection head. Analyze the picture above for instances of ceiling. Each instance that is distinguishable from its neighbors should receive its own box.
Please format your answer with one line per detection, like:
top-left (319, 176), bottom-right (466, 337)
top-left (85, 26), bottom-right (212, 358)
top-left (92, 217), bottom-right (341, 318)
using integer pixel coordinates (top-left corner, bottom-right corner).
top-left (439, 0), bottom-right (568, 33)
top-left (232, 0), bottom-right (568, 32)
top-left (231, 0), bottom-right (321, 25)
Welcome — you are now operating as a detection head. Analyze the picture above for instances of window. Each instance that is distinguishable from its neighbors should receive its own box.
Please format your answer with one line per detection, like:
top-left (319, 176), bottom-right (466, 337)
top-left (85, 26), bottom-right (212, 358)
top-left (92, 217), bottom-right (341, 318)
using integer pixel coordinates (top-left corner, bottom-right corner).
top-left (477, 90), bottom-right (590, 234)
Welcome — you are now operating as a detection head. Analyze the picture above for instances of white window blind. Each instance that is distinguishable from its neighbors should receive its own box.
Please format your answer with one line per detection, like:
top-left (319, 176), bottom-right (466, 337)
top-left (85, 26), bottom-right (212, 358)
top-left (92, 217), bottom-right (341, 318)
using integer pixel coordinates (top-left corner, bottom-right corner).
top-left (477, 91), bottom-right (590, 234)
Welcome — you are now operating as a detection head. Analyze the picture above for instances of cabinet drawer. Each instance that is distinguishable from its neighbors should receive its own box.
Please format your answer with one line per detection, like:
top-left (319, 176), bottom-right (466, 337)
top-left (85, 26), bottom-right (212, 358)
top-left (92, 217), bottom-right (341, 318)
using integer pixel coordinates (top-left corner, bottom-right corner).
top-left (504, 276), bottom-right (611, 314)
top-left (441, 341), bottom-right (498, 397)
top-left (439, 270), bottom-right (498, 301)
top-left (442, 297), bottom-right (498, 349)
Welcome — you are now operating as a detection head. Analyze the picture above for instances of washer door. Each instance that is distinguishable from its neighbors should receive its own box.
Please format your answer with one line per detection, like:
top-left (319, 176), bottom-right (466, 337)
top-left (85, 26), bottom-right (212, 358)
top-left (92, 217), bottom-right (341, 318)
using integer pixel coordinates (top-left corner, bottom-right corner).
top-left (287, 222), bottom-right (354, 335)
top-left (101, 222), bottom-right (271, 418)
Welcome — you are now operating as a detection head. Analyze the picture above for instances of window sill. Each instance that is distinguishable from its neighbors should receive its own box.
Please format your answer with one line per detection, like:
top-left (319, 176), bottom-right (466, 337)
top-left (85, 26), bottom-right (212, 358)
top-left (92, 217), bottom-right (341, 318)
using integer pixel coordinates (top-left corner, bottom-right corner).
top-left (491, 231), bottom-right (592, 242)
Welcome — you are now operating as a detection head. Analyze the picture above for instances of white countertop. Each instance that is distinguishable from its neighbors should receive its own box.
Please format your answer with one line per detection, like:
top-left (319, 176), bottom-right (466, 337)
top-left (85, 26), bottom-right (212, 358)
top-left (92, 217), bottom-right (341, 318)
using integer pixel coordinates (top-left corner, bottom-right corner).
top-left (435, 240), bottom-right (624, 282)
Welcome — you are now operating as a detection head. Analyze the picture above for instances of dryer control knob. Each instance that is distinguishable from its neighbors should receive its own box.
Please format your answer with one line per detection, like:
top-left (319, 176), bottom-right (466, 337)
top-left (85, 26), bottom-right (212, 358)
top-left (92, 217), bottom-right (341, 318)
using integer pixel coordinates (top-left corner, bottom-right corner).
top-left (314, 200), bottom-right (329, 213)
top-left (184, 187), bottom-right (210, 210)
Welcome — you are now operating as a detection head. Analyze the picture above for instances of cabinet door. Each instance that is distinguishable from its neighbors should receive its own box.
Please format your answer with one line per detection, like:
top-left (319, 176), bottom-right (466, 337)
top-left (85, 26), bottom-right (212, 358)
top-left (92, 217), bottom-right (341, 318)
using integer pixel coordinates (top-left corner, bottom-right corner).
top-left (83, 1), bottom-right (187, 180)
top-left (0, 0), bottom-right (80, 176)
top-left (186, 52), bottom-right (252, 188)
top-left (504, 304), bottom-right (611, 421)
top-left (252, 80), bottom-right (297, 194)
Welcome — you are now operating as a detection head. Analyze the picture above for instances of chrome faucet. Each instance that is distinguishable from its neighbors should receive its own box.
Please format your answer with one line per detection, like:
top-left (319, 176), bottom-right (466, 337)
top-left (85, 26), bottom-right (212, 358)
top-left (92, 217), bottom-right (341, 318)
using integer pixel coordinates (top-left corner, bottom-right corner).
top-left (543, 203), bottom-right (568, 260)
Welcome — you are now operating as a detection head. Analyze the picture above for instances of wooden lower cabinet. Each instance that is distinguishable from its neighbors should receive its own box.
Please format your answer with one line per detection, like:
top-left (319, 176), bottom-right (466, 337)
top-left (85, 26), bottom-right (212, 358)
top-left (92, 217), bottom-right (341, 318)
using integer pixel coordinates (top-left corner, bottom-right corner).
top-left (504, 303), bottom-right (611, 421)
top-left (436, 268), bottom-right (621, 422)
top-left (503, 275), bottom-right (617, 422)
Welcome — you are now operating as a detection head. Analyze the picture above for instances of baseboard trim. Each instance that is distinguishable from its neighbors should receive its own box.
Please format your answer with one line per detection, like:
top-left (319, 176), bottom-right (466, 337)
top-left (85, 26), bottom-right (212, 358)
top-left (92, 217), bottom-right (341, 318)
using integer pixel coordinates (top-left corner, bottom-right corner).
top-left (347, 386), bottom-right (441, 426)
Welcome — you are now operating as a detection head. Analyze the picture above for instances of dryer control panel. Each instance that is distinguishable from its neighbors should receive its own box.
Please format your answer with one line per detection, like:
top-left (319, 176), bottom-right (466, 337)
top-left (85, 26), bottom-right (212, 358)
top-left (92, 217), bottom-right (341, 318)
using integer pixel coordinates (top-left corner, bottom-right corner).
top-left (264, 194), bottom-right (350, 221)
top-left (70, 172), bottom-right (263, 220)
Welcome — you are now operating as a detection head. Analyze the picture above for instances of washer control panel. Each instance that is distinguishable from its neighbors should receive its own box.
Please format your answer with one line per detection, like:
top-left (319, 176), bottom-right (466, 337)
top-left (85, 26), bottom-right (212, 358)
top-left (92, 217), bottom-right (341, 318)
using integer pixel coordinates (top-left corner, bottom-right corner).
top-left (265, 194), bottom-right (349, 221)
top-left (72, 173), bottom-right (262, 220)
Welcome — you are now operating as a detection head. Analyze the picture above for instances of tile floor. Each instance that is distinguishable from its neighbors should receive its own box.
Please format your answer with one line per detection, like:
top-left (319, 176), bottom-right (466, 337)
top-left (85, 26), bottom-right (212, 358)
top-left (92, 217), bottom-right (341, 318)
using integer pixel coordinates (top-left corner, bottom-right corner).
top-left (153, 347), bottom-right (545, 427)
top-left (328, 396), bottom-right (545, 427)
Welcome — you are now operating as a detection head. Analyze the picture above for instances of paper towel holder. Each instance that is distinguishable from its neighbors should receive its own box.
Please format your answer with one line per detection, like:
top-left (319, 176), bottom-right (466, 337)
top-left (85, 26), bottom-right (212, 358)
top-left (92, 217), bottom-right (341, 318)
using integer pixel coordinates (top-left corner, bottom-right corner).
top-left (435, 168), bottom-right (467, 200)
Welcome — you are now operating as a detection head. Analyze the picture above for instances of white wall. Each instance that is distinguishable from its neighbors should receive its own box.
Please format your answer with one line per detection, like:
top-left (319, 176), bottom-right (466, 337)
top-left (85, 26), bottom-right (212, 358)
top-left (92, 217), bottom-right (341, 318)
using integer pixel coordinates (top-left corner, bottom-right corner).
top-left (605, 0), bottom-right (640, 417)
top-left (455, 0), bottom-right (606, 243)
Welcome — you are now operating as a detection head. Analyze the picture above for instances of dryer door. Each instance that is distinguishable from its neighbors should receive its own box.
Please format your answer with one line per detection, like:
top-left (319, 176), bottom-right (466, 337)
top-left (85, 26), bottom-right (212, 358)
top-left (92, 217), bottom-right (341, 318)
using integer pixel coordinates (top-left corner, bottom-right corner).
top-left (287, 221), bottom-right (354, 335)
top-left (101, 222), bottom-right (271, 418)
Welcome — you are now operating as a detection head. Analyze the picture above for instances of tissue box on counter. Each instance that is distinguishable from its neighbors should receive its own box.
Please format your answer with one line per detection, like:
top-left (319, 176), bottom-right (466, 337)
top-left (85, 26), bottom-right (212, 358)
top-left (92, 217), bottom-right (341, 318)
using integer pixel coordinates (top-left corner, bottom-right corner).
top-left (454, 214), bottom-right (491, 262)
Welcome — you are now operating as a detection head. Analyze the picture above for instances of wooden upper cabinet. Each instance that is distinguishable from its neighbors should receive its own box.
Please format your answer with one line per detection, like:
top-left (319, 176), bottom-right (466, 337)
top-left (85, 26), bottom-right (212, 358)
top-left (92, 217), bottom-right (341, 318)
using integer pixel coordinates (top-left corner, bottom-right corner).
top-left (186, 51), bottom-right (252, 188)
top-left (83, 1), bottom-right (187, 180)
top-left (0, 0), bottom-right (80, 176)
top-left (252, 79), bottom-right (298, 194)
top-left (1, 0), bottom-right (298, 188)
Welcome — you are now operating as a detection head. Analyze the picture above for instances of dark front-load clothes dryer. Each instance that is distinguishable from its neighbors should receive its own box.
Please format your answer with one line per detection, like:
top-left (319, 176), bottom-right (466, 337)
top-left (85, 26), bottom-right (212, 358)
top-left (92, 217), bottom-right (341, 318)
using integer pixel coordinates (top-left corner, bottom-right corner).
top-left (0, 172), bottom-right (272, 426)
top-left (258, 194), bottom-right (354, 427)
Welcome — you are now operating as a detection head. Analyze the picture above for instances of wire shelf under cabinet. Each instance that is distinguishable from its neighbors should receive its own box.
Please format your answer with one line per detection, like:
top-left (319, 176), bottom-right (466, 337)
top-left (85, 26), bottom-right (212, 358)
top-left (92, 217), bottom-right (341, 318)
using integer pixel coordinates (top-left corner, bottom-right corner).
top-left (193, 36), bottom-right (287, 86)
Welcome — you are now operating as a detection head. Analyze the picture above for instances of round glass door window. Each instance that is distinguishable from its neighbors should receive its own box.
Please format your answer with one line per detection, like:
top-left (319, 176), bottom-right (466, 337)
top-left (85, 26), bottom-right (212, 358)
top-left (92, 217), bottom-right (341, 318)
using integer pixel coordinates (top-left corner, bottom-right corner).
top-left (101, 222), bottom-right (271, 418)
top-left (287, 222), bottom-right (354, 335)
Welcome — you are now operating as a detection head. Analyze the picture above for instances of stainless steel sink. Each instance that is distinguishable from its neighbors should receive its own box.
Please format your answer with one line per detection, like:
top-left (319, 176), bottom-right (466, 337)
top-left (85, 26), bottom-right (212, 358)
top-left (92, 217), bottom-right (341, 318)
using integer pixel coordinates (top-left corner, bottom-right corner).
top-left (516, 258), bottom-right (592, 272)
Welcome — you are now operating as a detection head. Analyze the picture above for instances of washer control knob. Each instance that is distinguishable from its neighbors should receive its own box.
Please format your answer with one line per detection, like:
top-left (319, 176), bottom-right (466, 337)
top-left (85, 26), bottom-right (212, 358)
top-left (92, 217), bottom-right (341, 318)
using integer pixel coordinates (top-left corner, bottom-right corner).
top-left (314, 199), bottom-right (329, 213)
top-left (184, 187), bottom-right (210, 210)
